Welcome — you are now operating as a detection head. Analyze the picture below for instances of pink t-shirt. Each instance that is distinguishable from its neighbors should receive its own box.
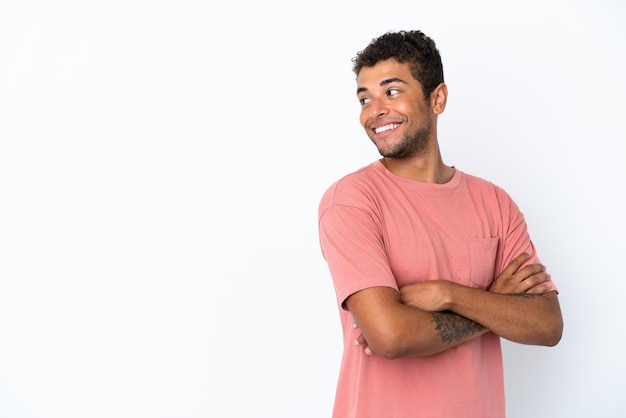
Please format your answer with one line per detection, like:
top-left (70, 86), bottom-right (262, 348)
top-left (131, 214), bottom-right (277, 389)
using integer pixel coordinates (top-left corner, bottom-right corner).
top-left (318, 161), bottom-right (556, 418)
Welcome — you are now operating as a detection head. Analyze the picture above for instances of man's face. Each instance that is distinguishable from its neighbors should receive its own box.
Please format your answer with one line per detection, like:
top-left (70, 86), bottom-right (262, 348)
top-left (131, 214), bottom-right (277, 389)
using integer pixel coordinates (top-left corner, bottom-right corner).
top-left (356, 59), bottom-right (434, 158)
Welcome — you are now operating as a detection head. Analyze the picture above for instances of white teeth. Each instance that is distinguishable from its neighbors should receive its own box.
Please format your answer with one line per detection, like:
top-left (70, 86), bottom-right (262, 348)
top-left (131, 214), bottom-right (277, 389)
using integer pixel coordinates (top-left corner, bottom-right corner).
top-left (374, 123), bottom-right (399, 134)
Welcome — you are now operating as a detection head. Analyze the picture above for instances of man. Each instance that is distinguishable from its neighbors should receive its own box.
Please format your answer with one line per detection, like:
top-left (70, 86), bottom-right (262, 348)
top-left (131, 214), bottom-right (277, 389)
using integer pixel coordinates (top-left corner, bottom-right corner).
top-left (318, 30), bottom-right (563, 418)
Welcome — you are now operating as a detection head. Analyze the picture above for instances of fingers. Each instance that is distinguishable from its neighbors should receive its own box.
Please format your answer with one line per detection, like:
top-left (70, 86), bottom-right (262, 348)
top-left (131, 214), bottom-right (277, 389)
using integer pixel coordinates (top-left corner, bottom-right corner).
top-left (503, 253), bottom-right (531, 276)
top-left (353, 333), bottom-right (372, 355)
top-left (516, 262), bottom-right (546, 278)
top-left (521, 272), bottom-right (552, 294)
top-left (491, 254), bottom-right (549, 294)
top-left (525, 284), bottom-right (551, 294)
top-left (353, 323), bottom-right (372, 355)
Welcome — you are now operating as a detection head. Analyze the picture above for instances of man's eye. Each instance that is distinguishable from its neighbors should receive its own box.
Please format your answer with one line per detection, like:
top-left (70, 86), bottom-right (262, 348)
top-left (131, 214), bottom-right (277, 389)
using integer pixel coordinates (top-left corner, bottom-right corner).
top-left (387, 88), bottom-right (400, 96)
top-left (359, 97), bottom-right (371, 105)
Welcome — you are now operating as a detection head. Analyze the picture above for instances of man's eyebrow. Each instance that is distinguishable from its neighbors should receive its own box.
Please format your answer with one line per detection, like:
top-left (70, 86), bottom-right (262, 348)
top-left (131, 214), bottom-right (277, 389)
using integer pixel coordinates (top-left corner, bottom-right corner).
top-left (381, 77), bottom-right (408, 86)
top-left (356, 77), bottom-right (409, 95)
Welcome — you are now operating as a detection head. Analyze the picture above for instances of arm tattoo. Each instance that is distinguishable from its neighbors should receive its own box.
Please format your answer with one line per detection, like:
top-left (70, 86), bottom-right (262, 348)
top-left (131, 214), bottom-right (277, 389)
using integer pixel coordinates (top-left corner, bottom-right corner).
top-left (431, 311), bottom-right (484, 344)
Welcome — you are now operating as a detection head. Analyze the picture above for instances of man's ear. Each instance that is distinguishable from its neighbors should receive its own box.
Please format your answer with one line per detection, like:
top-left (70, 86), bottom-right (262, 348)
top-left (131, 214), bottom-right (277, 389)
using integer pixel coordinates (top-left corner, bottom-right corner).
top-left (431, 82), bottom-right (448, 115)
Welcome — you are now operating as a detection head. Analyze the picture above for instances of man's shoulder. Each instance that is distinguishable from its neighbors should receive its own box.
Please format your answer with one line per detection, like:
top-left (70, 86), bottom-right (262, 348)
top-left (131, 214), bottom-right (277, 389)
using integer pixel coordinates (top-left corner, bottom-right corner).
top-left (323, 161), bottom-right (382, 194)
top-left (458, 170), bottom-right (505, 192)
top-left (457, 170), bottom-right (515, 206)
top-left (319, 162), bottom-right (383, 212)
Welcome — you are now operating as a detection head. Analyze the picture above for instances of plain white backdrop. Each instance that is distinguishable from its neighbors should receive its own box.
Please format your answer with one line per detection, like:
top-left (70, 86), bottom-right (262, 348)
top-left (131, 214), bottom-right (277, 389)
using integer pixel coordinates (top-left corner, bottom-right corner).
top-left (1, 1), bottom-right (624, 417)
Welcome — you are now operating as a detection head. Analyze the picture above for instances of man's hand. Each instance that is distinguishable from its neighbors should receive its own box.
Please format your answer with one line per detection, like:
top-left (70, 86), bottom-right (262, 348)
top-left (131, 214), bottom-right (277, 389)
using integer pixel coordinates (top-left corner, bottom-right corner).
top-left (489, 253), bottom-right (552, 295)
top-left (399, 280), bottom-right (453, 312)
top-left (353, 323), bottom-right (373, 355)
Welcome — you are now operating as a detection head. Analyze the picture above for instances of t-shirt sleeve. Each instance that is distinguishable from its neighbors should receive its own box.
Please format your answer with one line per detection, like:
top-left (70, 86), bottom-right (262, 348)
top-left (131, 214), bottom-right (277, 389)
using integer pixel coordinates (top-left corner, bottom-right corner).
top-left (497, 188), bottom-right (559, 293)
top-left (318, 184), bottom-right (398, 309)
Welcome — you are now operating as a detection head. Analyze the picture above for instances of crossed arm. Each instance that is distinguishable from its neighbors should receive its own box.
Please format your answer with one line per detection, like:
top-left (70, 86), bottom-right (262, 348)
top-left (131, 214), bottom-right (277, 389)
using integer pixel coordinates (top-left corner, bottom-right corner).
top-left (345, 253), bottom-right (563, 359)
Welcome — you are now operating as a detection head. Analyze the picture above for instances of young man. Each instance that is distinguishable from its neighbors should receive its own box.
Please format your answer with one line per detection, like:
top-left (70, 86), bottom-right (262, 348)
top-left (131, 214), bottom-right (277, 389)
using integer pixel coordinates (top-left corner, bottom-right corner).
top-left (318, 30), bottom-right (563, 418)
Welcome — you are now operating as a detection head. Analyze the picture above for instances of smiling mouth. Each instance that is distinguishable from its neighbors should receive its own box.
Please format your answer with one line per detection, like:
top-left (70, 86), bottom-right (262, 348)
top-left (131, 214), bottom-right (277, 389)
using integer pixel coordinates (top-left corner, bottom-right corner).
top-left (374, 123), bottom-right (400, 135)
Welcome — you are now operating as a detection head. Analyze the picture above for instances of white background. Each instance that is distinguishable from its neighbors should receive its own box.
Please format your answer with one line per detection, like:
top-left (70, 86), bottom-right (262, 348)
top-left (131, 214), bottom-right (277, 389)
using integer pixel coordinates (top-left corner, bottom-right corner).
top-left (1, 1), bottom-right (624, 417)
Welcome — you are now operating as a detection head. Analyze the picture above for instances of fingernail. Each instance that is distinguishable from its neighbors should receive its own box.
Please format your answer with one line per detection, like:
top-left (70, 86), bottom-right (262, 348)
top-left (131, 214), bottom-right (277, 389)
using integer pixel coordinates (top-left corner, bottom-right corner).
top-left (365, 347), bottom-right (372, 355)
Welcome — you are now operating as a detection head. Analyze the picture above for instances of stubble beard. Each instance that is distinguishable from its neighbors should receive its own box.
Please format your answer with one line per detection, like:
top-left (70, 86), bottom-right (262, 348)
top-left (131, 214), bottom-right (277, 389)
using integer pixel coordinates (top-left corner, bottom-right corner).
top-left (373, 118), bottom-right (432, 159)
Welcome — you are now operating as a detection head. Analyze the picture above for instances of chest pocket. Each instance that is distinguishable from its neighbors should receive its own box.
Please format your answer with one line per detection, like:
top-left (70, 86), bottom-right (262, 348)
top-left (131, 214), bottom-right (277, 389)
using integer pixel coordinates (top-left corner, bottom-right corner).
top-left (469, 237), bottom-right (499, 289)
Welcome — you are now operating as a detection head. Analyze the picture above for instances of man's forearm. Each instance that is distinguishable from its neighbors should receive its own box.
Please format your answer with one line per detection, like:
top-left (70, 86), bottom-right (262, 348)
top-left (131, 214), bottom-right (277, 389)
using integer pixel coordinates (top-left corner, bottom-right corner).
top-left (431, 310), bottom-right (486, 345)
top-left (446, 286), bottom-right (562, 346)
top-left (376, 306), bottom-right (489, 358)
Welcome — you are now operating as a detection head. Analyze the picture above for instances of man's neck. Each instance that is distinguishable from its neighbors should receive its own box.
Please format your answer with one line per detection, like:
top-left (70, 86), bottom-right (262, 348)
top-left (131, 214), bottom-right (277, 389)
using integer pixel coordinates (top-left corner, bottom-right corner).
top-left (381, 154), bottom-right (454, 184)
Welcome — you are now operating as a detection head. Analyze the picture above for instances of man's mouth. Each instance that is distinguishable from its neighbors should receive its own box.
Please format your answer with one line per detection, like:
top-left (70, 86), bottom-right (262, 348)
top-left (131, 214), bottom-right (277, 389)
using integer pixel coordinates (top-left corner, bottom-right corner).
top-left (374, 123), bottom-right (400, 135)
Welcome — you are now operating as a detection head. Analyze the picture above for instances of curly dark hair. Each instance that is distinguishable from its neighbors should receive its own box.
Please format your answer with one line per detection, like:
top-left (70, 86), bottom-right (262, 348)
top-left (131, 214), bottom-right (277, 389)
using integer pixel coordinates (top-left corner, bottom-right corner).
top-left (352, 30), bottom-right (444, 99)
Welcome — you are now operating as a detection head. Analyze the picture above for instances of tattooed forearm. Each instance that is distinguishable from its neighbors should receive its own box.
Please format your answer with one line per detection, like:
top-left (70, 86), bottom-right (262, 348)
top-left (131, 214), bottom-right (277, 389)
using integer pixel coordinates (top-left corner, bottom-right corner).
top-left (431, 311), bottom-right (484, 344)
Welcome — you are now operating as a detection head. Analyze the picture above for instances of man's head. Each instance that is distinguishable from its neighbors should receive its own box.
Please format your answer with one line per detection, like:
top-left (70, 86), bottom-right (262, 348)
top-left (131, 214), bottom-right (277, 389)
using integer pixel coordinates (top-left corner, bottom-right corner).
top-left (352, 30), bottom-right (444, 100)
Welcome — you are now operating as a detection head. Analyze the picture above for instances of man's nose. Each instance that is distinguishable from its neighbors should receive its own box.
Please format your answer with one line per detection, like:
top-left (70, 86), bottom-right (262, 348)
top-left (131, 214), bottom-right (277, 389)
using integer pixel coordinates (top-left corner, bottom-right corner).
top-left (369, 97), bottom-right (388, 119)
